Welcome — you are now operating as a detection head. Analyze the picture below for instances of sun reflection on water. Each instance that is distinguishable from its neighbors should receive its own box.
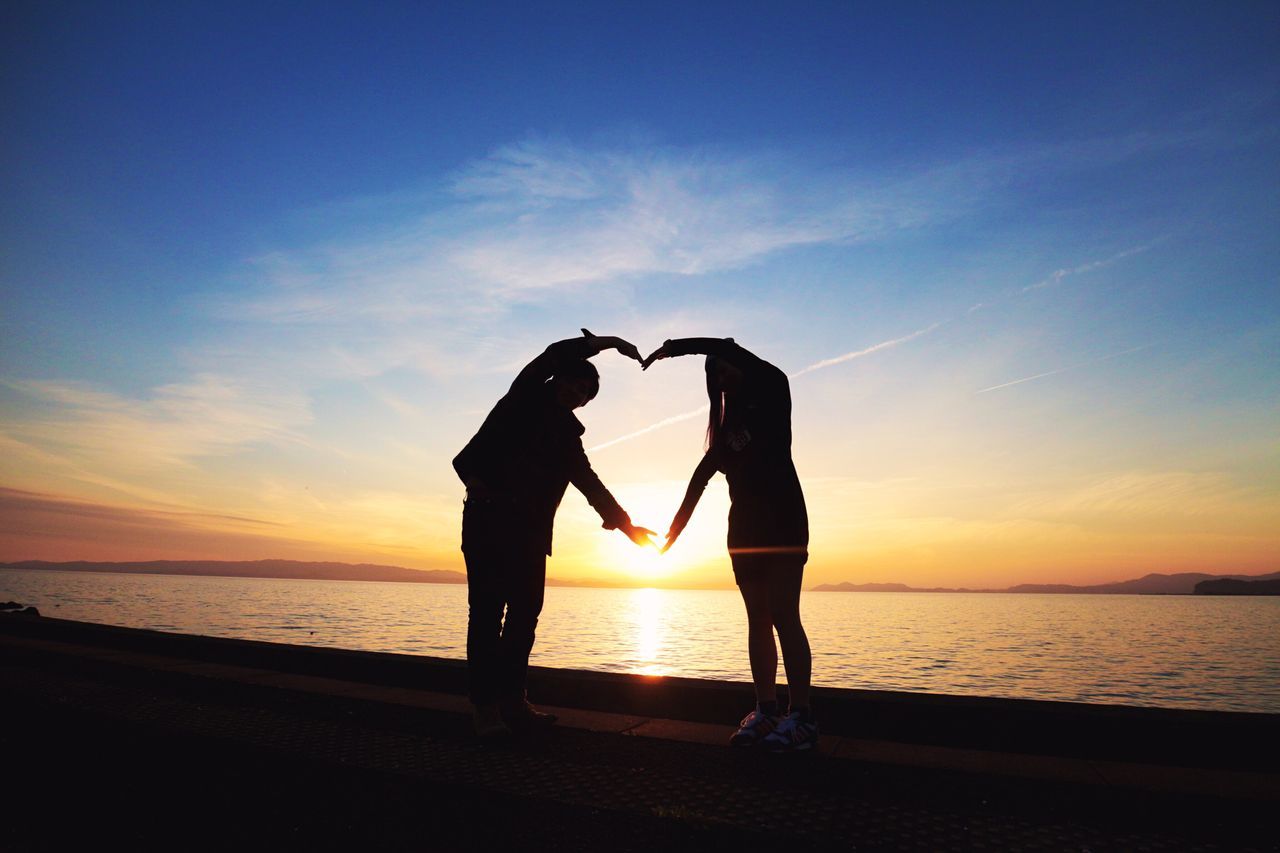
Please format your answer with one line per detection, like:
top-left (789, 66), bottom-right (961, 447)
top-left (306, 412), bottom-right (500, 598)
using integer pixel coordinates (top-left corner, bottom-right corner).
top-left (630, 586), bottom-right (667, 676)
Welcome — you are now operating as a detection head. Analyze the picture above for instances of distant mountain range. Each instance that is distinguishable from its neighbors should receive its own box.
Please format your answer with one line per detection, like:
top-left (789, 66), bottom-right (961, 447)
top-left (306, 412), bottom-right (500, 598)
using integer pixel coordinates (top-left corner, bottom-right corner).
top-left (1, 559), bottom-right (467, 585)
top-left (4, 561), bottom-right (1278, 595)
top-left (812, 571), bottom-right (1280, 596)
top-left (0, 559), bottom-right (665, 590)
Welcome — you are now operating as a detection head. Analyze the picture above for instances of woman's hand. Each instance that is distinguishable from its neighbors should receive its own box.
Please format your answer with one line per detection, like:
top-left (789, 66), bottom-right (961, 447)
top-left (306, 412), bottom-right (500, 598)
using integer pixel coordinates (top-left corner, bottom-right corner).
top-left (641, 340), bottom-right (674, 370)
top-left (661, 515), bottom-right (687, 553)
top-left (613, 338), bottom-right (643, 363)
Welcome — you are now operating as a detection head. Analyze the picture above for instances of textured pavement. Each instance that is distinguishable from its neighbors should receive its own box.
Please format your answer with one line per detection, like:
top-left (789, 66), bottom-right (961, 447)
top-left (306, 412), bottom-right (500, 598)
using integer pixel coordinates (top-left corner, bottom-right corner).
top-left (2, 619), bottom-right (1276, 851)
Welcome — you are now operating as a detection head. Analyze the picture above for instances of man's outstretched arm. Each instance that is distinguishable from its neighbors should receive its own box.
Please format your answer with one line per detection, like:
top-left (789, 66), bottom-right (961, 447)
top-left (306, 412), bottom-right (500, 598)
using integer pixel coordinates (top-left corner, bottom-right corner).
top-left (568, 444), bottom-right (657, 548)
top-left (509, 330), bottom-right (643, 395)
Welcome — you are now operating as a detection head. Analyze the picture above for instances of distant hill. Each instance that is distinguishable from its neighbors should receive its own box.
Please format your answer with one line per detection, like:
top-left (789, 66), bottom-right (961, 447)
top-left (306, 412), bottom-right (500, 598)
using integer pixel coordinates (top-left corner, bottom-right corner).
top-left (1194, 578), bottom-right (1280, 596)
top-left (0, 559), bottom-right (718, 590)
top-left (8, 560), bottom-right (1279, 594)
top-left (813, 581), bottom-right (985, 593)
top-left (1007, 572), bottom-right (1280, 595)
top-left (813, 571), bottom-right (1280, 595)
top-left (1, 559), bottom-right (466, 585)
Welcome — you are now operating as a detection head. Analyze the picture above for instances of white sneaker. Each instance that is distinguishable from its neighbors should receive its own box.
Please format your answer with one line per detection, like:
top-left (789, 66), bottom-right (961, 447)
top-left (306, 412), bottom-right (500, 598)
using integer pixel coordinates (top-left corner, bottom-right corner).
top-left (762, 710), bottom-right (819, 751)
top-left (729, 708), bottom-right (779, 746)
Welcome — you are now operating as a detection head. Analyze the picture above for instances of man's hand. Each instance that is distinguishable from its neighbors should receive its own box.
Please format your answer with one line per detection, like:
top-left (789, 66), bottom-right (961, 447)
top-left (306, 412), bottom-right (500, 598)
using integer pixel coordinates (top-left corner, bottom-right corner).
top-left (619, 520), bottom-right (659, 548)
top-left (613, 338), bottom-right (643, 363)
top-left (581, 329), bottom-right (643, 364)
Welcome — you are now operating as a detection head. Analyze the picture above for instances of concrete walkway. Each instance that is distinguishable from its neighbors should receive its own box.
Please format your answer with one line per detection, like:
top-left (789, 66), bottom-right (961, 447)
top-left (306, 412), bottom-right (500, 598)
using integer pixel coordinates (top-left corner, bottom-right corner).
top-left (3, 615), bottom-right (1276, 851)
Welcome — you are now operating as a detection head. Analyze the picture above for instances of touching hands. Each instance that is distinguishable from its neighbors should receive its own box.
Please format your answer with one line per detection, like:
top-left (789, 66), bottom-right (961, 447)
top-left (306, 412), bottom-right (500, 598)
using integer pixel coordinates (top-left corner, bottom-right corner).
top-left (579, 329), bottom-right (684, 370)
top-left (640, 341), bottom-right (673, 371)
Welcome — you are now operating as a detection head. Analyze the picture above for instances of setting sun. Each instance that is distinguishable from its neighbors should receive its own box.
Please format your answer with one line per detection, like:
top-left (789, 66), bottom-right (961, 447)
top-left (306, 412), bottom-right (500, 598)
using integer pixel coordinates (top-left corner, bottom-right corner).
top-left (590, 481), bottom-right (734, 585)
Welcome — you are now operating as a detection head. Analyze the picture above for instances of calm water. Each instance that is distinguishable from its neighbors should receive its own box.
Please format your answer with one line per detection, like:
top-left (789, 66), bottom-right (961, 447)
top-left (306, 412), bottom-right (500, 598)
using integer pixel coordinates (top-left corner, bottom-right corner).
top-left (4, 568), bottom-right (1278, 712)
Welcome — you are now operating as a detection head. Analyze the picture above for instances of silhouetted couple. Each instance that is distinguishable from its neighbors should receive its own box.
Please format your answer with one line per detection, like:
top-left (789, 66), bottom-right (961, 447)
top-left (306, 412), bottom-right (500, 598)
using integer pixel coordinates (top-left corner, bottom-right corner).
top-left (452, 330), bottom-right (816, 750)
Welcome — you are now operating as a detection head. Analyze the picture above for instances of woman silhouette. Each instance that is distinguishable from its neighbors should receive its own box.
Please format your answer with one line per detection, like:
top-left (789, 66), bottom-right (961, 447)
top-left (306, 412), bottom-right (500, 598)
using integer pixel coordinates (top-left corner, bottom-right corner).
top-left (644, 338), bottom-right (816, 750)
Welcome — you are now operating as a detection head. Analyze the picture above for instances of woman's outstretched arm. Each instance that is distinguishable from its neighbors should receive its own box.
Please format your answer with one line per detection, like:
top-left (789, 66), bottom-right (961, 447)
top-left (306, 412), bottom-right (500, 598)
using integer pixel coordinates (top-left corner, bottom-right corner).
top-left (641, 337), bottom-right (772, 378)
top-left (663, 450), bottom-right (719, 553)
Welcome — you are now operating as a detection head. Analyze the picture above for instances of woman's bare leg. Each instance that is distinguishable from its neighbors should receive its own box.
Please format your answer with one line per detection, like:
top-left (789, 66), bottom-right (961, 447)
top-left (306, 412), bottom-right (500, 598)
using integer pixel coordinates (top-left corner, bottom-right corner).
top-left (737, 578), bottom-right (778, 705)
top-left (771, 567), bottom-right (812, 710)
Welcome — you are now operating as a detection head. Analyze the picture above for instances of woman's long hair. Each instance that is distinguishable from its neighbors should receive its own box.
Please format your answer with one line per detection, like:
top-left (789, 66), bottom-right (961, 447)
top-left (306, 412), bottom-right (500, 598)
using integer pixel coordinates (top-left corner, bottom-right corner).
top-left (705, 355), bottom-right (725, 452)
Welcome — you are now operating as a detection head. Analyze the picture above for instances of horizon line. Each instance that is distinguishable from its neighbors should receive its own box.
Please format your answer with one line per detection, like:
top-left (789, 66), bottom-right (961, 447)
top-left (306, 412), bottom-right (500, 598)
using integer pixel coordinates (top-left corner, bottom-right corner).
top-left (5, 559), bottom-right (1275, 594)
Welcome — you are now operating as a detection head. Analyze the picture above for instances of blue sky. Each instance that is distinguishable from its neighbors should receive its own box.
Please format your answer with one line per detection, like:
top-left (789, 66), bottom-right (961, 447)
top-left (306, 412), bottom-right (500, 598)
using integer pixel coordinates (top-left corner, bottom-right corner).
top-left (2, 2), bottom-right (1277, 586)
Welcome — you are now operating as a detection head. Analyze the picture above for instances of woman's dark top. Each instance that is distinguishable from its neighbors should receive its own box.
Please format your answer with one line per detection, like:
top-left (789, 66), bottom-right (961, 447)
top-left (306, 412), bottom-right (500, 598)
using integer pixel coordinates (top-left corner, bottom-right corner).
top-left (452, 338), bottom-right (629, 556)
top-left (666, 338), bottom-right (808, 555)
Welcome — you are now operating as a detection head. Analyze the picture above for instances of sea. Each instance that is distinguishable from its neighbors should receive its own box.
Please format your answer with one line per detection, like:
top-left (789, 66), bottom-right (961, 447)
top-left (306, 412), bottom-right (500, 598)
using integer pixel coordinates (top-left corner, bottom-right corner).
top-left (3, 567), bottom-right (1278, 713)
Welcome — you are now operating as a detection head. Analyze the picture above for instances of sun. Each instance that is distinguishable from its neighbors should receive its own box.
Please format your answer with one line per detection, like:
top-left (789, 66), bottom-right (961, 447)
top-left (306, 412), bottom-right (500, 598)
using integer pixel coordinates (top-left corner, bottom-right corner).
top-left (593, 482), bottom-right (731, 583)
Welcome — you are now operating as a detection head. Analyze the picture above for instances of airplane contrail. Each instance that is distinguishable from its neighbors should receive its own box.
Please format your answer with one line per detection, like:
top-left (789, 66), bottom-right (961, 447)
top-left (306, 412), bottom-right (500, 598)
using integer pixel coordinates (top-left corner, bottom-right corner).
top-left (788, 322), bottom-right (944, 378)
top-left (1021, 239), bottom-right (1164, 293)
top-left (588, 322), bottom-right (944, 452)
top-left (587, 407), bottom-right (707, 452)
top-left (975, 344), bottom-right (1151, 394)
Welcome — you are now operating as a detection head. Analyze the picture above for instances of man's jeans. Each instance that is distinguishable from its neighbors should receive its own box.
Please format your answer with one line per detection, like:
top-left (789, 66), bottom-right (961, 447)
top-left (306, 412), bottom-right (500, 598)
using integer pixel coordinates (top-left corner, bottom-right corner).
top-left (462, 501), bottom-right (547, 706)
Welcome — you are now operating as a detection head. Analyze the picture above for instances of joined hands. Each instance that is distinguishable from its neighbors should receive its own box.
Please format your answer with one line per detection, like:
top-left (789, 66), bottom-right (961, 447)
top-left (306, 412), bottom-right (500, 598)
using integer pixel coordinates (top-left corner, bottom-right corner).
top-left (618, 520), bottom-right (689, 554)
top-left (580, 329), bottom-right (673, 371)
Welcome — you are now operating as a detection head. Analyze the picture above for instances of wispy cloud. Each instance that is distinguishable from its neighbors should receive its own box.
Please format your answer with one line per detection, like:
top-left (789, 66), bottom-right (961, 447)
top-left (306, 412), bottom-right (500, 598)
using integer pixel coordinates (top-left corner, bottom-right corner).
top-left (1006, 470), bottom-right (1279, 518)
top-left (446, 140), bottom-right (921, 294)
top-left (0, 486), bottom-right (371, 563)
top-left (1, 375), bottom-right (311, 467)
top-left (0, 487), bottom-right (282, 528)
top-left (231, 138), bottom-right (943, 328)
top-left (217, 131), bottom-right (1193, 389)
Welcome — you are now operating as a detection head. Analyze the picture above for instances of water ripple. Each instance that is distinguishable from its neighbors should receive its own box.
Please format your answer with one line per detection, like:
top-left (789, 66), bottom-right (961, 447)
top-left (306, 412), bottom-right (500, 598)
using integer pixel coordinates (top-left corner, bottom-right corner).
top-left (3, 570), bottom-right (1278, 712)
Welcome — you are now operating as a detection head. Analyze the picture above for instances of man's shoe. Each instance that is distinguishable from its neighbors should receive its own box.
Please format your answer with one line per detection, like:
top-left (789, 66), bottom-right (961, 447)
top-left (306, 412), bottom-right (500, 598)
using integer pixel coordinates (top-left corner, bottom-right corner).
top-left (472, 703), bottom-right (512, 739)
top-left (729, 708), bottom-right (778, 747)
top-left (762, 710), bottom-right (819, 752)
top-left (501, 698), bottom-right (558, 731)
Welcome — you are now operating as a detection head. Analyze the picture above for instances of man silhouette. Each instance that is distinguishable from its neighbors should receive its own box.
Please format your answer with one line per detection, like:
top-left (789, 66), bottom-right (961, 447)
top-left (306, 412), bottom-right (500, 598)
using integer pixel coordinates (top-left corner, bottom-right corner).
top-left (453, 330), bottom-right (656, 737)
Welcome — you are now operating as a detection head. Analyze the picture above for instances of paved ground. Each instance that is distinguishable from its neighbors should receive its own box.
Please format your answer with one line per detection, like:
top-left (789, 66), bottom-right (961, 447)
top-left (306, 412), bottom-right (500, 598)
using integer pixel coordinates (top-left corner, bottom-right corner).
top-left (2, 621), bottom-right (1276, 851)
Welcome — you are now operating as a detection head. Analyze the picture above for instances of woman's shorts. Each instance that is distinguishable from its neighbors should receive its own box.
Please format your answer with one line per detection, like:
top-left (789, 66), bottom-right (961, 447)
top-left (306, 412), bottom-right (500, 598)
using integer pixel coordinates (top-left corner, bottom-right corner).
top-left (729, 549), bottom-right (807, 590)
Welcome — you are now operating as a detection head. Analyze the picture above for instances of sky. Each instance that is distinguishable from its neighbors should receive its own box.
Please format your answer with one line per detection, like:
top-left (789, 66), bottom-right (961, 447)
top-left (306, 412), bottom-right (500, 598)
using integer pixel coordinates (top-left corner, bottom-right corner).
top-left (2, 1), bottom-right (1277, 589)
